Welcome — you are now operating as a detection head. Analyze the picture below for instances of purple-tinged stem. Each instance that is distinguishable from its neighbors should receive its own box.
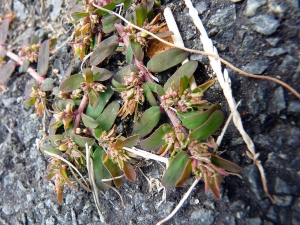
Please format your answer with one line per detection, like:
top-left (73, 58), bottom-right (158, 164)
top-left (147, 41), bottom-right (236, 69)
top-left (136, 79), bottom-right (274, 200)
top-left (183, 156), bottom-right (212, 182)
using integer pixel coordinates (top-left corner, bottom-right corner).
top-left (73, 94), bottom-right (89, 134)
top-left (1, 47), bottom-right (45, 84)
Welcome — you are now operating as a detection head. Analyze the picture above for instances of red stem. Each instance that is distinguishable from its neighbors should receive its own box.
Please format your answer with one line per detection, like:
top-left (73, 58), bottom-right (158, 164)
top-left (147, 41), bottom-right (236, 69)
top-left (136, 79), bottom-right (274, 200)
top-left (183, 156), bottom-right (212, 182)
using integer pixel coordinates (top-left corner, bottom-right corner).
top-left (115, 24), bottom-right (188, 136)
top-left (73, 94), bottom-right (89, 134)
top-left (0, 46), bottom-right (45, 84)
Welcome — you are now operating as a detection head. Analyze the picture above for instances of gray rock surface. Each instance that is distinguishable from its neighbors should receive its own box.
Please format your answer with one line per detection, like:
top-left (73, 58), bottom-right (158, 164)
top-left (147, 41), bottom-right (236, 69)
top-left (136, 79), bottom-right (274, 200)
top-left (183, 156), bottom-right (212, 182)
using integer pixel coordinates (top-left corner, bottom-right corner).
top-left (244, 0), bottom-right (267, 17)
top-left (250, 15), bottom-right (280, 35)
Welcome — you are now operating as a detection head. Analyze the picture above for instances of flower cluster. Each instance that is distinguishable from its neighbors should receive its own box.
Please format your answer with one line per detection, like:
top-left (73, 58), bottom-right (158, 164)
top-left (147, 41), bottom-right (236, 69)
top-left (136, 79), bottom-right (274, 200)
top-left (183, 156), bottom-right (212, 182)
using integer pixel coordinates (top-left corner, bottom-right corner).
top-left (18, 43), bottom-right (40, 63)
top-left (161, 84), bottom-right (207, 112)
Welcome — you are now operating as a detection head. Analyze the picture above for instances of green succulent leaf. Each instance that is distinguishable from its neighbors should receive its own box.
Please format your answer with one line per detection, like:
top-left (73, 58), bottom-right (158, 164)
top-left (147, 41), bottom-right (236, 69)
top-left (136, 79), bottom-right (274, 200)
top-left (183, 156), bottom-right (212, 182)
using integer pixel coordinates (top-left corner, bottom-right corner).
top-left (179, 76), bottom-right (189, 96)
top-left (123, 161), bottom-right (136, 182)
top-left (134, 3), bottom-right (147, 27)
top-left (162, 151), bottom-right (190, 188)
top-left (112, 79), bottom-right (128, 90)
top-left (126, 44), bottom-right (133, 64)
top-left (59, 74), bottom-right (84, 92)
top-left (40, 78), bottom-right (54, 92)
top-left (145, 82), bottom-right (165, 96)
top-left (24, 97), bottom-right (36, 107)
top-left (37, 39), bottom-right (50, 76)
top-left (95, 2), bottom-right (116, 16)
top-left (147, 48), bottom-right (188, 73)
top-left (47, 135), bottom-right (65, 147)
top-left (102, 16), bottom-right (120, 33)
top-left (93, 147), bottom-right (111, 192)
top-left (82, 114), bottom-right (99, 128)
top-left (71, 12), bottom-right (89, 21)
top-left (188, 110), bottom-right (224, 141)
top-left (142, 84), bottom-right (157, 106)
top-left (114, 65), bottom-right (132, 83)
top-left (175, 159), bottom-right (192, 187)
top-left (123, 0), bottom-right (132, 10)
top-left (164, 61), bottom-right (198, 91)
top-left (90, 35), bottom-right (119, 66)
top-left (140, 124), bottom-right (173, 151)
top-left (211, 155), bottom-right (242, 173)
top-left (178, 104), bottom-right (221, 130)
top-left (92, 67), bottom-right (113, 81)
top-left (102, 153), bottom-right (123, 187)
top-left (115, 134), bottom-right (139, 149)
top-left (71, 133), bottom-right (95, 147)
top-left (94, 102), bottom-right (120, 138)
top-left (40, 146), bottom-right (61, 155)
top-left (88, 89), bottom-right (99, 107)
top-left (193, 79), bottom-right (215, 93)
top-left (84, 68), bottom-right (94, 84)
top-left (56, 99), bottom-right (75, 111)
top-left (85, 86), bottom-right (114, 119)
top-left (133, 106), bottom-right (161, 138)
top-left (130, 40), bottom-right (143, 61)
top-left (19, 60), bottom-right (30, 73)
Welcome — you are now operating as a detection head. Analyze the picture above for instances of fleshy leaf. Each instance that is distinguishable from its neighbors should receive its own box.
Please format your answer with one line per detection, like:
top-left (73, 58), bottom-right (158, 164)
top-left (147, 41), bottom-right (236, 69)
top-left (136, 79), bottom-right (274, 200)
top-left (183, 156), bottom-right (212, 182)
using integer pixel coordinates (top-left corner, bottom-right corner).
top-left (88, 89), bottom-right (99, 107)
top-left (90, 35), bottom-right (118, 66)
top-left (93, 147), bottom-right (111, 192)
top-left (162, 151), bottom-right (190, 188)
top-left (194, 79), bottom-right (215, 93)
top-left (47, 135), bottom-right (65, 147)
top-left (60, 74), bottom-right (84, 92)
top-left (102, 16), bottom-right (120, 33)
top-left (115, 135), bottom-right (139, 149)
top-left (56, 99), bottom-right (75, 111)
top-left (82, 114), bottom-right (99, 128)
top-left (0, 61), bottom-right (15, 85)
top-left (134, 3), bottom-right (147, 27)
top-left (179, 76), bottom-right (189, 96)
top-left (37, 39), bottom-right (50, 76)
top-left (189, 110), bottom-right (224, 141)
top-left (70, 133), bottom-right (95, 147)
top-left (142, 84), bottom-right (157, 106)
top-left (147, 48), bottom-right (188, 73)
top-left (92, 67), bottom-right (113, 81)
top-left (178, 104), bottom-right (221, 130)
top-left (94, 102), bottom-right (120, 138)
top-left (140, 124), bottom-right (173, 151)
top-left (40, 146), bottom-right (60, 155)
top-left (145, 82), bottom-right (165, 96)
top-left (24, 97), bottom-right (37, 107)
top-left (95, 2), bottom-right (116, 16)
top-left (85, 86), bottom-right (113, 119)
top-left (164, 61), bottom-right (198, 91)
top-left (130, 40), bottom-right (143, 61)
top-left (0, 18), bottom-right (9, 45)
top-left (114, 65), bottom-right (133, 83)
top-left (71, 12), bottom-right (89, 21)
top-left (211, 155), bottom-right (242, 173)
top-left (102, 153), bottom-right (123, 187)
top-left (85, 68), bottom-right (93, 84)
top-left (133, 106), bottom-right (161, 138)
top-left (175, 159), bottom-right (192, 187)
top-left (123, 161), bottom-right (136, 182)
top-left (40, 78), bottom-right (54, 91)
top-left (203, 173), bottom-right (223, 199)
top-left (126, 44), bottom-right (133, 64)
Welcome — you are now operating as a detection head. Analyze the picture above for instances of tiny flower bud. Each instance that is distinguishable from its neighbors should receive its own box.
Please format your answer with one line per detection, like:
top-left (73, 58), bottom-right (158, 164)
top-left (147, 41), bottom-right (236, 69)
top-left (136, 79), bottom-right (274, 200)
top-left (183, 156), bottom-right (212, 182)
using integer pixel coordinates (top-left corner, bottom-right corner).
top-left (59, 144), bottom-right (68, 151)
top-left (76, 128), bottom-right (82, 135)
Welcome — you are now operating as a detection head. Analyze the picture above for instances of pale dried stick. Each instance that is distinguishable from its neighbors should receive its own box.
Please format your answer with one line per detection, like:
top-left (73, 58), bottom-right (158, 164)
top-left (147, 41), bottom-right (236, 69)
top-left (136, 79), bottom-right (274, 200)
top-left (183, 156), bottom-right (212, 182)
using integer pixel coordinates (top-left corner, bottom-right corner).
top-left (164, 7), bottom-right (196, 90)
top-left (185, 0), bottom-right (274, 203)
top-left (86, 144), bottom-right (105, 223)
top-left (156, 178), bottom-right (201, 225)
top-left (91, 3), bottom-right (300, 100)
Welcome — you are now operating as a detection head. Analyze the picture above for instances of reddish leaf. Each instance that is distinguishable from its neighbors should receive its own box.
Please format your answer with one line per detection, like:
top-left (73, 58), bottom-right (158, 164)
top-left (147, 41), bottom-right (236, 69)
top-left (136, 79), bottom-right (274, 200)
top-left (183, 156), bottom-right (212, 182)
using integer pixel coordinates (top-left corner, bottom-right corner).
top-left (0, 18), bottom-right (9, 45)
top-left (92, 67), bottom-right (113, 81)
top-left (175, 159), bottom-right (192, 187)
top-left (211, 155), bottom-right (242, 173)
top-left (102, 153), bottom-right (123, 187)
top-left (90, 35), bottom-right (118, 66)
top-left (123, 161), bottom-right (136, 182)
top-left (0, 61), bottom-right (15, 85)
top-left (37, 40), bottom-right (50, 76)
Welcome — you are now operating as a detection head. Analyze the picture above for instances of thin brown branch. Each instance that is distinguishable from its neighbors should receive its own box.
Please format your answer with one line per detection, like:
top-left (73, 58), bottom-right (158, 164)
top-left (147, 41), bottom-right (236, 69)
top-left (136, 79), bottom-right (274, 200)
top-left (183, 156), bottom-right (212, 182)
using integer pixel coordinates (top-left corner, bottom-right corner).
top-left (92, 3), bottom-right (300, 100)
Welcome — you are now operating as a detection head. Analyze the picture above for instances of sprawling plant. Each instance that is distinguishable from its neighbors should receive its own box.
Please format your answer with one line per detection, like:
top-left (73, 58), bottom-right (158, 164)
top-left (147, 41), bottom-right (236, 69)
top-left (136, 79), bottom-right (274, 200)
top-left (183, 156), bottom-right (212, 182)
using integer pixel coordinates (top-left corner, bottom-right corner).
top-left (0, 0), bottom-right (248, 222)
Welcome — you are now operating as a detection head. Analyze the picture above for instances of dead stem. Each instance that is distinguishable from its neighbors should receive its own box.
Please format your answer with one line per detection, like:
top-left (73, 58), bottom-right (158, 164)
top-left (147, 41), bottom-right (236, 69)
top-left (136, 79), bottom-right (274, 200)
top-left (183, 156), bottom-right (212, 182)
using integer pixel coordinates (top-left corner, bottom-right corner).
top-left (92, 3), bottom-right (300, 100)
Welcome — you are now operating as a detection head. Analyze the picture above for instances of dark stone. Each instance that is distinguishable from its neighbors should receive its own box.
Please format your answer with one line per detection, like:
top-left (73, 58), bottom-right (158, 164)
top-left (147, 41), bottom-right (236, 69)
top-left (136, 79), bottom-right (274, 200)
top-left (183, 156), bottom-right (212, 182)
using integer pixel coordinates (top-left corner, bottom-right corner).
top-left (243, 61), bottom-right (268, 74)
top-left (242, 165), bottom-right (265, 200)
top-left (267, 87), bottom-right (286, 114)
top-left (240, 36), bottom-right (258, 56)
top-left (190, 208), bottom-right (215, 225)
top-left (264, 48), bottom-right (287, 57)
top-left (278, 55), bottom-right (299, 76)
top-left (250, 15), bottom-right (280, 35)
